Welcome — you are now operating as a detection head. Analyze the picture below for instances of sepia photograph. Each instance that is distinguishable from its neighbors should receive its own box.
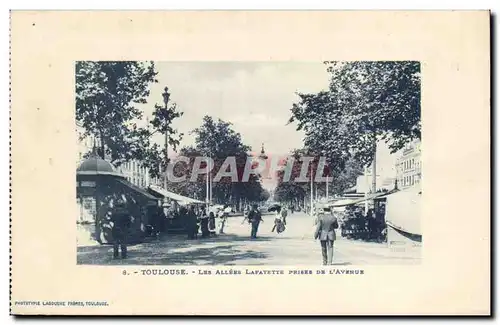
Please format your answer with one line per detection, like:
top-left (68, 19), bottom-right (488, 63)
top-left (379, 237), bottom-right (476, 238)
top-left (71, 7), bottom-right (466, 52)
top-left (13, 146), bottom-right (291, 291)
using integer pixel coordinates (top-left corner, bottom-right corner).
top-left (10, 10), bottom-right (489, 315)
top-left (75, 61), bottom-right (422, 266)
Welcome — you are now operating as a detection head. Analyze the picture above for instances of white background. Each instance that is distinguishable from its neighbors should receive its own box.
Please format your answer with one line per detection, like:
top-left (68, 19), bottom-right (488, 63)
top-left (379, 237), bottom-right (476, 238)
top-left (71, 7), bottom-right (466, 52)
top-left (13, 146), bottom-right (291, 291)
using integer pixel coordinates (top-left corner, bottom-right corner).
top-left (1, 0), bottom-right (497, 323)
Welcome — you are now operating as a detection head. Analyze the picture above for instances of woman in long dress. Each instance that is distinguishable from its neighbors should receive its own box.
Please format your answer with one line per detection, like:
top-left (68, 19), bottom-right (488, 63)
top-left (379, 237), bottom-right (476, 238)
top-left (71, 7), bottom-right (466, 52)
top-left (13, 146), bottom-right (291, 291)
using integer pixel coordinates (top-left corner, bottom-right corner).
top-left (208, 211), bottom-right (216, 236)
top-left (200, 208), bottom-right (210, 238)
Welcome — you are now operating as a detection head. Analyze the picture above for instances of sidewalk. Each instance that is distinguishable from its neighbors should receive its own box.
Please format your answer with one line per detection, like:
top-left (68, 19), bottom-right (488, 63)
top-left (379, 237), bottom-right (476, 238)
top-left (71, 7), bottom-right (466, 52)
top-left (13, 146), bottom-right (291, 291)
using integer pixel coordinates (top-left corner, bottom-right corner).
top-left (335, 238), bottom-right (422, 262)
top-left (77, 215), bottom-right (421, 265)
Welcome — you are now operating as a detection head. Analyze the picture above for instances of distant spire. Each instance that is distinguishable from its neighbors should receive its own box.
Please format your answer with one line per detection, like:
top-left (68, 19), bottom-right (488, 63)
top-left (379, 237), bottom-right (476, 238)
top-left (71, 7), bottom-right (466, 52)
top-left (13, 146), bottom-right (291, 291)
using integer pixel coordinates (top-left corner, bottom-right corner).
top-left (88, 137), bottom-right (99, 159)
top-left (259, 143), bottom-right (268, 160)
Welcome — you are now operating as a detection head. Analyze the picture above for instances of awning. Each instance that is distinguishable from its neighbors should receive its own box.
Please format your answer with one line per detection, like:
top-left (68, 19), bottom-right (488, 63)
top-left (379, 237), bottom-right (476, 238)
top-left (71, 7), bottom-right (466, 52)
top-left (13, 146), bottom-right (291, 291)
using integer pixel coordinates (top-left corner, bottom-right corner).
top-left (116, 179), bottom-right (159, 202)
top-left (148, 185), bottom-right (205, 205)
top-left (385, 185), bottom-right (421, 235)
top-left (327, 190), bottom-right (397, 208)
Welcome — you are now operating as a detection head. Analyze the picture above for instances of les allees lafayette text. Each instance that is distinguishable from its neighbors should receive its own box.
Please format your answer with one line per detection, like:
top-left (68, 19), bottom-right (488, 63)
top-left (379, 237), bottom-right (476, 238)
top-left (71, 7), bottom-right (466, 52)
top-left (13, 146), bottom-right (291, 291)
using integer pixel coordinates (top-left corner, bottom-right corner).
top-left (134, 268), bottom-right (365, 276)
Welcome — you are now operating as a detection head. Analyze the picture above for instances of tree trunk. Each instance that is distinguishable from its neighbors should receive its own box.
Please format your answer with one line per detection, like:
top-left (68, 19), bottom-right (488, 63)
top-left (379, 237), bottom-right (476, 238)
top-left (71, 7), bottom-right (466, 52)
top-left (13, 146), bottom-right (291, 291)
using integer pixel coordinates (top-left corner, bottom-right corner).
top-left (99, 129), bottom-right (105, 159)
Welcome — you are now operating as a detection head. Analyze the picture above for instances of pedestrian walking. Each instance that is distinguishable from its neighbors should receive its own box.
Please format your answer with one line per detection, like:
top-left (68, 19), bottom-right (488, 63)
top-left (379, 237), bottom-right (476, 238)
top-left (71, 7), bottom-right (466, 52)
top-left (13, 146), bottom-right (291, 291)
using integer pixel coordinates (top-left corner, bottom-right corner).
top-left (271, 208), bottom-right (286, 234)
top-left (218, 206), bottom-right (229, 234)
top-left (314, 210), bottom-right (339, 265)
top-left (241, 206), bottom-right (250, 224)
top-left (110, 196), bottom-right (132, 259)
top-left (271, 215), bottom-right (285, 234)
top-left (248, 204), bottom-right (263, 239)
top-left (281, 207), bottom-right (288, 225)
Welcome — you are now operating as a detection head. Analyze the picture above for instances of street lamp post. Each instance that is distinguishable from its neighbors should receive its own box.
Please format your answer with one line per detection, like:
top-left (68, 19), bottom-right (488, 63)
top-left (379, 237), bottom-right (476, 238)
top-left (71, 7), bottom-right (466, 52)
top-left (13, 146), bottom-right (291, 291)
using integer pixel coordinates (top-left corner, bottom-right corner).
top-left (162, 87), bottom-right (170, 191)
top-left (310, 162), bottom-right (313, 216)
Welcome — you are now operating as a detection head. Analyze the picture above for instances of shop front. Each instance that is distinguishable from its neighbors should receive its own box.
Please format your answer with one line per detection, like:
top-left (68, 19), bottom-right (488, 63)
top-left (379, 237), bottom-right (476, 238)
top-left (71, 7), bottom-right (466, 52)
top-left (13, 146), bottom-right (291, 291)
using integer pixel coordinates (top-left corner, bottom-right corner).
top-left (76, 155), bottom-right (159, 244)
top-left (147, 185), bottom-right (205, 234)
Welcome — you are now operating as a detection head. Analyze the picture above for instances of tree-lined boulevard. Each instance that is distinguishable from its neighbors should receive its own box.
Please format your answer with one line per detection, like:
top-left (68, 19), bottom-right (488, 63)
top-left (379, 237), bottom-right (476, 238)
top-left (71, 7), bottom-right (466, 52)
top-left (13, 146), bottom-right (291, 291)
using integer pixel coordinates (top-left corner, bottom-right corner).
top-left (77, 211), bottom-right (421, 266)
top-left (76, 61), bottom-right (421, 264)
top-left (76, 61), bottom-right (420, 205)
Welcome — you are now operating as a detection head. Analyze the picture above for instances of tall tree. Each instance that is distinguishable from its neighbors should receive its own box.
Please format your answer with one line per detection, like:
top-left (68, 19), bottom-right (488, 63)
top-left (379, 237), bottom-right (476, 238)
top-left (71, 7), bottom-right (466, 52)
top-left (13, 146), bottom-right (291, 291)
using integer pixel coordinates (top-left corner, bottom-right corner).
top-left (273, 148), bottom-right (321, 205)
top-left (289, 61), bottom-right (421, 169)
top-left (166, 146), bottom-right (205, 199)
top-left (172, 116), bottom-right (267, 205)
top-left (75, 61), bottom-right (158, 164)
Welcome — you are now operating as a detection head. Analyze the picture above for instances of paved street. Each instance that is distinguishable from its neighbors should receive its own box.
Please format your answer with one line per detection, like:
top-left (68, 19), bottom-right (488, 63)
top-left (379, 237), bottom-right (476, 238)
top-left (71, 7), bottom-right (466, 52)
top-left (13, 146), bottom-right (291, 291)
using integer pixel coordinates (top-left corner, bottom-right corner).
top-left (77, 212), bottom-right (421, 266)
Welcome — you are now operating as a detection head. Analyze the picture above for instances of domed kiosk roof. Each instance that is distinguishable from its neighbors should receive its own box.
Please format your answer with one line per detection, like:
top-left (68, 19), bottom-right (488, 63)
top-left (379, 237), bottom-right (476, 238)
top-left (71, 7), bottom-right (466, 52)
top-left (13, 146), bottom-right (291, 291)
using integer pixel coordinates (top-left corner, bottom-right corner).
top-left (77, 156), bottom-right (125, 178)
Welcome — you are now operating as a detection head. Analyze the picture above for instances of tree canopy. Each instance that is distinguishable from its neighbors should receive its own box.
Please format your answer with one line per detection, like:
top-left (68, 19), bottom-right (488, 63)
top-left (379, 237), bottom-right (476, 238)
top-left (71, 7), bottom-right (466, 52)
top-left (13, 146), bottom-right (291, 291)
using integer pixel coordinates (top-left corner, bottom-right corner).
top-left (289, 61), bottom-right (421, 170)
top-left (76, 61), bottom-right (158, 163)
top-left (272, 148), bottom-right (362, 204)
top-left (76, 61), bottom-right (183, 178)
top-left (168, 116), bottom-right (268, 205)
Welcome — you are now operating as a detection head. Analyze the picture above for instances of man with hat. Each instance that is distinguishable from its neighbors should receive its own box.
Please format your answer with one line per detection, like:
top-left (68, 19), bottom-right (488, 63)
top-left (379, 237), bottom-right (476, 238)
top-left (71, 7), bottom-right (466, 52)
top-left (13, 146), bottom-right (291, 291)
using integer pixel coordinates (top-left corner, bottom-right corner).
top-left (314, 205), bottom-right (339, 265)
top-left (248, 204), bottom-right (263, 239)
top-left (110, 195), bottom-right (132, 259)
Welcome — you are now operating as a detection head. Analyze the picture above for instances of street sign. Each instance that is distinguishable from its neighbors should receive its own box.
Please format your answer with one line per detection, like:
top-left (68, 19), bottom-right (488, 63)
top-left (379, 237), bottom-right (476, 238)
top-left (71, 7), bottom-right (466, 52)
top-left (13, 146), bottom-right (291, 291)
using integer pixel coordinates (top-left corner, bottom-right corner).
top-left (80, 181), bottom-right (96, 188)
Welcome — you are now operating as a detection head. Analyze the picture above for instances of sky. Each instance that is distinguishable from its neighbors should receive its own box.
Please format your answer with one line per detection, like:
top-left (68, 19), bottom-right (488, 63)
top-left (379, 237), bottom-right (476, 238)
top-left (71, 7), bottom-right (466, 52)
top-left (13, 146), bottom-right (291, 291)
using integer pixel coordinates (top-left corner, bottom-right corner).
top-left (139, 61), bottom-right (330, 156)
top-left (137, 61), bottom-right (400, 189)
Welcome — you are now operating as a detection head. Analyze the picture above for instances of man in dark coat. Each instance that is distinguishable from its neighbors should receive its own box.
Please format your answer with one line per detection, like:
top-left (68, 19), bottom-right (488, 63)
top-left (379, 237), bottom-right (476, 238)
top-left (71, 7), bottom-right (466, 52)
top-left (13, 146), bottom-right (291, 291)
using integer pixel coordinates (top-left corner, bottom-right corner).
top-left (314, 211), bottom-right (339, 265)
top-left (186, 205), bottom-right (198, 240)
top-left (111, 198), bottom-right (132, 259)
top-left (150, 205), bottom-right (165, 239)
top-left (248, 204), bottom-right (263, 239)
top-left (199, 207), bottom-right (210, 238)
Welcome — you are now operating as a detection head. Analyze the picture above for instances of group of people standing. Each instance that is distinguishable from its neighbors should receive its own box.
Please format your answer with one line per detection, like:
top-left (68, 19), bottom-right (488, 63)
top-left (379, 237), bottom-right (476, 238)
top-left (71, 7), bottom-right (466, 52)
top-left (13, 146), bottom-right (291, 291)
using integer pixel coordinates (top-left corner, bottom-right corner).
top-left (184, 204), bottom-right (235, 239)
top-left (102, 197), bottom-right (236, 259)
top-left (103, 195), bottom-right (341, 266)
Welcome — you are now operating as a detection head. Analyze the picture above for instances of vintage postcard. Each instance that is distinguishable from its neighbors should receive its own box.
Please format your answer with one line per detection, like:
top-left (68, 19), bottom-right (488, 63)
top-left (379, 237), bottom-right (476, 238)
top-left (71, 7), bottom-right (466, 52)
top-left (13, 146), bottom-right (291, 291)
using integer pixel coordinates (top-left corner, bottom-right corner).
top-left (10, 11), bottom-right (490, 315)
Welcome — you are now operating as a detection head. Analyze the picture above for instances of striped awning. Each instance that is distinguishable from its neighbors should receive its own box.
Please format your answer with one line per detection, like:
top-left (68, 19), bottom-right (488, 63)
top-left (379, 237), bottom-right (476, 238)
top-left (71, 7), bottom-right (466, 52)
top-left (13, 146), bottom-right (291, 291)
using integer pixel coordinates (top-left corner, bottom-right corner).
top-left (148, 185), bottom-right (205, 205)
top-left (327, 190), bottom-right (397, 207)
top-left (116, 178), bottom-right (158, 202)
